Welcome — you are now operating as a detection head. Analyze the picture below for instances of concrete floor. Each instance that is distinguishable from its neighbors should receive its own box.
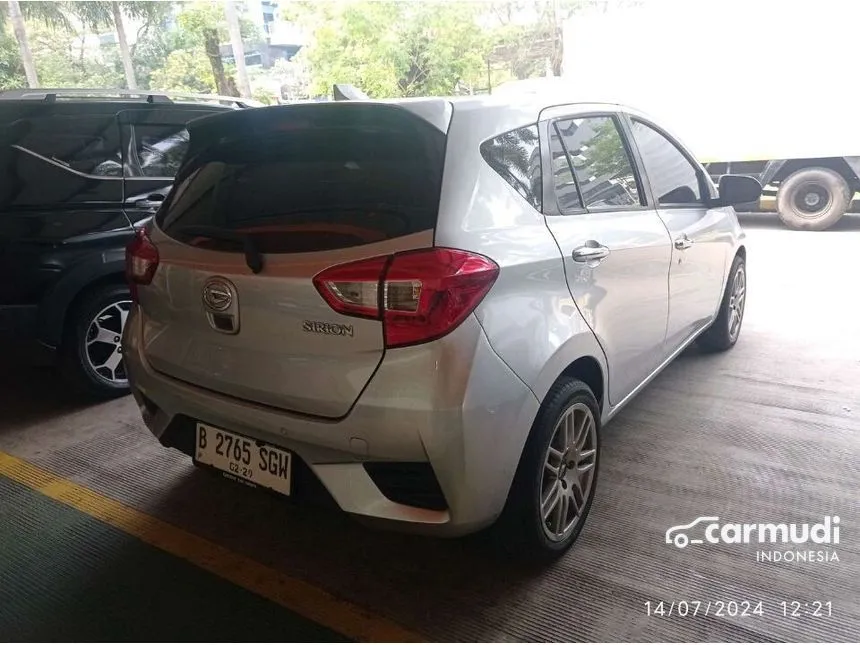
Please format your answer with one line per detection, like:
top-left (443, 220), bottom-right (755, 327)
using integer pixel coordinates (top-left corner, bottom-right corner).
top-left (1, 213), bottom-right (858, 642)
top-left (0, 476), bottom-right (347, 642)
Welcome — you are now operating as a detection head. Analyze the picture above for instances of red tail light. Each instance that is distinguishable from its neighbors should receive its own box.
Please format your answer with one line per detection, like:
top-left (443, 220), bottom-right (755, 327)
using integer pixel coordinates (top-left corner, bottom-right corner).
top-left (313, 248), bottom-right (499, 348)
top-left (125, 228), bottom-right (159, 301)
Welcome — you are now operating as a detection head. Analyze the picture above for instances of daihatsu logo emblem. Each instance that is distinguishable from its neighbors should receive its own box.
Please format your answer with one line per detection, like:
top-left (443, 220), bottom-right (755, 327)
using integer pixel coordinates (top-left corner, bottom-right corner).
top-left (202, 277), bottom-right (234, 312)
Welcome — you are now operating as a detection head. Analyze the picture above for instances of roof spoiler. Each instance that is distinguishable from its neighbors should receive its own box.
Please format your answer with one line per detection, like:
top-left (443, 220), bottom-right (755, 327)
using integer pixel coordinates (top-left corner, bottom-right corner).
top-left (332, 84), bottom-right (369, 101)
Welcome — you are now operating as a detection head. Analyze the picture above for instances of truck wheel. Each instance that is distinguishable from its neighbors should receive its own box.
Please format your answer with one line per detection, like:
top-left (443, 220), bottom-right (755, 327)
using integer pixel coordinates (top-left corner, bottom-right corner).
top-left (61, 283), bottom-right (133, 400)
top-left (776, 167), bottom-right (851, 231)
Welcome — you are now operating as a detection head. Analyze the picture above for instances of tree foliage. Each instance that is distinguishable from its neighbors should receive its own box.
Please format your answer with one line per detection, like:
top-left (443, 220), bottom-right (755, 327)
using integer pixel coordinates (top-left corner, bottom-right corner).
top-left (132, 20), bottom-right (192, 91)
top-left (0, 26), bottom-right (24, 89)
top-left (70, 0), bottom-right (166, 30)
top-left (176, 0), bottom-right (259, 95)
top-left (177, 0), bottom-right (258, 44)
top-left (0, 0), bottom-right (645, 98)
top-left (150, 46), bottom-right (215, 93)
top-left (286, 0), bottom-right (490, 98)
top-left (0, 1), bottom-right (71, 31)
top-left (28, 20), bottom-right (125, 87)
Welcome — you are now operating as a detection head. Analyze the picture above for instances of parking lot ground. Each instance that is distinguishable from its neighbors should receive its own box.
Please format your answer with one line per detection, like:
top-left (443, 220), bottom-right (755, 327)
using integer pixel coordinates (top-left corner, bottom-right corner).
top-left (1, 214), bottom-right (858, 642)
top-left (0, 472), bottom-right (348, 642)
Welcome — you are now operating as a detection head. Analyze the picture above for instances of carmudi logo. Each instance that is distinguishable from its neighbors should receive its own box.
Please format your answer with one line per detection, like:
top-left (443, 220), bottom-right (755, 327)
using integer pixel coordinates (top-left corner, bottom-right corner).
top-left (665, 516), bottom-right (841, 563)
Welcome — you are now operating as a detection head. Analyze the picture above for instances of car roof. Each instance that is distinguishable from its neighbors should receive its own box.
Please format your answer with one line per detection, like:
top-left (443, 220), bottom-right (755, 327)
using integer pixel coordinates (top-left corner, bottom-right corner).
top-left (0, 87), bottom-right (260, 101)
top-left (181, 90), bottom-right (638, 141)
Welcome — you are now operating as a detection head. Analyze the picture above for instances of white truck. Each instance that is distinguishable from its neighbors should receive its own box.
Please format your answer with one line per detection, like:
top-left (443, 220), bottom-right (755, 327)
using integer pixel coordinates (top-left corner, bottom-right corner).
top-left (560, 0), bottom-right (860, 230)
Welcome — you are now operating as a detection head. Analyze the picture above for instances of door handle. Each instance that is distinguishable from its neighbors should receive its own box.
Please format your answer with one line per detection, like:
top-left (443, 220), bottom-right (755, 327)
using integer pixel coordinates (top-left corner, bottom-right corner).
top-left (134, 194), bottom-right (166, 208)
top-left (572, 243), bottom-right (610, 263)
top-left (674, 235), bottom-right (693, 250)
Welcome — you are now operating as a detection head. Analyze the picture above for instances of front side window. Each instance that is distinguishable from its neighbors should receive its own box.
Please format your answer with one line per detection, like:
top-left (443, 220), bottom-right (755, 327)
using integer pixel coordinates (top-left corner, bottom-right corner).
top-left (630, 118), bottom-right (703, 206)
top-left (553, 116), bottom-right (643, 209)
top-left (480, 125), bottom-right (542, 211)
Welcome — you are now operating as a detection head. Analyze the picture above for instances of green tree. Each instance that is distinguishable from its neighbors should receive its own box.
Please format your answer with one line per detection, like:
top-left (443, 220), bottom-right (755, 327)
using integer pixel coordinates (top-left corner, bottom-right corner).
top-left (149, 47), bottom-right (215, 93)
top-left (286, 1), bottom-right (489, 99)
top-left (178, 0), bottom-right (258, 96)
top-left (0, 26), bottom-right (24, 89)
top-left (132, 20), bottom-right (192, 90)
top-left (22, 19), bottom-right (124, 88)
top-left (484, 0), bottom-right (644, 81)
top-left (128, 3), bottom-right (183, 90)
top-left (70, 1), bottom-right (172, 90)
top-left (1, 0), bottom-right (70, 87)
top-left (223, 0), bottom-right (250, 98)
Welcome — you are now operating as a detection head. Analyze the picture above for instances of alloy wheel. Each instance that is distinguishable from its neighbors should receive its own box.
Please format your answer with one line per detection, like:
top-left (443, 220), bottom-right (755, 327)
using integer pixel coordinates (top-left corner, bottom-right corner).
top-left (727, 266), bottom-right (746, 341)
top-left (84, 300), bottom-right (132, 386)
top-left (540, 402), bottom-right (598, 542)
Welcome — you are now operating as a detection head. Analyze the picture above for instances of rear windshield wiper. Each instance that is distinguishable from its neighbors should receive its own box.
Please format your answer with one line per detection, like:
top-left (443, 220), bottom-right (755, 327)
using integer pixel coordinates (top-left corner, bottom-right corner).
top-left (173, 225), bottom-right (265, 274)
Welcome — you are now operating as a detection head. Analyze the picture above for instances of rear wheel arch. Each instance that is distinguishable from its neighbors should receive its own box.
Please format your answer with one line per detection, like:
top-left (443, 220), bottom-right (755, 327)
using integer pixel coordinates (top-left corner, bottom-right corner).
top-left (559, 356), bottom-right (605, 415)
top-left (61, 273), bottom-right (129, 342)
top-left (530, 330), bottom-right (609, 413)
top-left (36, 260), bottom-right (128, 349)
top-left (501, 352), bottom-right (606, 498)
top-left (59, 279), bottom-right (133, 399)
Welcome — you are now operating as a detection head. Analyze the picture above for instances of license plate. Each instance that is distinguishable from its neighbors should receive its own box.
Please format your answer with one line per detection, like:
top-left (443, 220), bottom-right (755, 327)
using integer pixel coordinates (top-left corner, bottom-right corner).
top-left (194, 423), bottom-right (292, 496)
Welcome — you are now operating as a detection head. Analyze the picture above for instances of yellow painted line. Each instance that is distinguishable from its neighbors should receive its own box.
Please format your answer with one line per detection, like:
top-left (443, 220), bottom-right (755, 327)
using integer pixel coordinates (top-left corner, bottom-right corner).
top-left (0, 451), bottom-right (423, 643)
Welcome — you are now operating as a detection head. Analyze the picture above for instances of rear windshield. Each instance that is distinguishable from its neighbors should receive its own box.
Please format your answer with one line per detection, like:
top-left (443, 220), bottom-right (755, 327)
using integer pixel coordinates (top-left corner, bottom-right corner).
top-left (156, 107), bottom-right (446, 254)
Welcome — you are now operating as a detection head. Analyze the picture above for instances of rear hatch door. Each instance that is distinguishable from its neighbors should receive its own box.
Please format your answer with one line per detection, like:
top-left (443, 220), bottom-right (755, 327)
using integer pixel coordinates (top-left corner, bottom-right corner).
top-left (137, 101), bottom-right (450, 418)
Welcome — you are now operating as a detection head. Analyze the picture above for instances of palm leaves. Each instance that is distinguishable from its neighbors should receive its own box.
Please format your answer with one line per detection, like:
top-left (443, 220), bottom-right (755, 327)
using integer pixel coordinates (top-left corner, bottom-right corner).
top-left (2, 1), bottom-right (71, 30)
top-left (0, 1), bottom-right (67, 86)
top-left (484, 126), bottom-right (542, 208)
top-left (1, 1), bottom-right (166, 89)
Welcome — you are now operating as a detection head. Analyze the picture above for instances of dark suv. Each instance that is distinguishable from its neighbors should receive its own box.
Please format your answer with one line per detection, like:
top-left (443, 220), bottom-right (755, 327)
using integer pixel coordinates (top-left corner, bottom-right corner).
top-left (0, 89), bottom-right (256, 398)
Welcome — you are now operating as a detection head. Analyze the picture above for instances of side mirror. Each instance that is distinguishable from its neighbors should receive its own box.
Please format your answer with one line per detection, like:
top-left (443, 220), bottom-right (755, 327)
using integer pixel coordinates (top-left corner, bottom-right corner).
top-left (715, 174), bottom-right (762, 207)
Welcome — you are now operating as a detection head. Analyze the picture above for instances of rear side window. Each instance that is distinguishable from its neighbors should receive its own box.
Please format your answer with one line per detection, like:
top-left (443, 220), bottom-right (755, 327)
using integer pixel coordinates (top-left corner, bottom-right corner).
top-left (158, 107), bottom-right (446, 254)
top-left (552, 116), bottom-right (643, 209)
top-left (11, 115), bottom-right (122, 177)
top-left (132, 125), bottom-right (190, 178)
top-left (549, 121), bottom-right (582, 211)
top-left (480, 125), bottom-right (542, 211)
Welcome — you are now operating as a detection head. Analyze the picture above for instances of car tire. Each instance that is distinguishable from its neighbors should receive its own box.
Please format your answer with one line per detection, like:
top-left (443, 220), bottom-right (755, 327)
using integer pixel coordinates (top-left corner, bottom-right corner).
top-left (776, 167), bottom-right (851, 231)
top-left (493, 377), bottom-right (601, 562)
top-left (61, 283), bottom-right (133, 400)
top-left (697, 255), bottom-right (746, 353)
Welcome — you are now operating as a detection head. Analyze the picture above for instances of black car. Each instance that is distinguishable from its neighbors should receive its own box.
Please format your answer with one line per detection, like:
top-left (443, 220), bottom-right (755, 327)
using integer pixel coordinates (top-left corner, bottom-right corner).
top-left (0, 88), bottom-right (256, 398)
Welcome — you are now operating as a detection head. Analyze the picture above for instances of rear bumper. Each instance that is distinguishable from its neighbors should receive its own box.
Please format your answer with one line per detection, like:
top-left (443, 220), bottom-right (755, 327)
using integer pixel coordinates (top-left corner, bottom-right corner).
top-left (122, 309), bottom-right (541, 537)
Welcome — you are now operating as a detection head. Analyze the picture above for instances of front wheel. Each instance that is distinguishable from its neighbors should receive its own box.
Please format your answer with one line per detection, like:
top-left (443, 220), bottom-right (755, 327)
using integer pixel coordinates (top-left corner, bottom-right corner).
top-left (61, 284), bottom-right (133, 399)
top-left (494, 378), bottom-right (601, 561)
top-left (697, 255), bottom-right (746, 352)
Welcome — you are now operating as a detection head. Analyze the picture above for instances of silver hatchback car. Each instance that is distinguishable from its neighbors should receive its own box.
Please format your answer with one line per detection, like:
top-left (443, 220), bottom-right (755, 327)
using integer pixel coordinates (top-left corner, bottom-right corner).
top-left (122, 91), bottom-right (760, 558)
